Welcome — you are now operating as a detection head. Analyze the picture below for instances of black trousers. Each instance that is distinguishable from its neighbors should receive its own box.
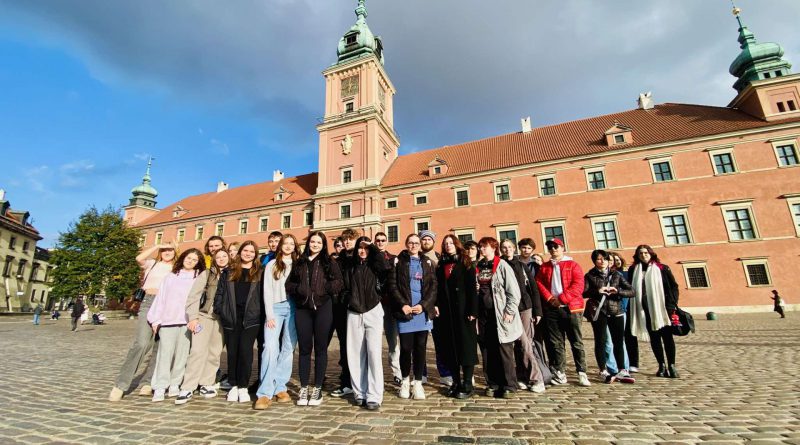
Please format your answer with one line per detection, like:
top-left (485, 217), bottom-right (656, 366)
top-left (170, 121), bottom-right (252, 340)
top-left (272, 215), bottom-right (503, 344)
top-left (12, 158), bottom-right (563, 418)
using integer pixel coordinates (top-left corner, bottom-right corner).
top-left (624, 305), bottom-right (639, 368)
top-left (224, 321), bottom-right (259, 388)
top-left (543, 307), bottom-right (587, 373)
top-left (643, 306), bottom-right (676, 365)
top-left (399, 330), bottom-right (428, 380)
top-left (479, 316), bottom-right (517, 392)
top-left (590, 313), bottom-right (626, 372)
top-left (328, 301), bottom-right (351, 388)
top-left (297, 299), bottom-right (333, 387)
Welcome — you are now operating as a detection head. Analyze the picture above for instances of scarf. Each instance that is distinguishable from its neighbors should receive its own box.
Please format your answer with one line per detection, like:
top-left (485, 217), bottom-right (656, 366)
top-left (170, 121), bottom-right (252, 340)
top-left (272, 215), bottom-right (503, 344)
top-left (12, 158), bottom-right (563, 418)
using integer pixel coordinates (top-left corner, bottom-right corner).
top-left (630, 262), bottom-right (671, 340)
top-left (549, 255), bottom-right (572, 298)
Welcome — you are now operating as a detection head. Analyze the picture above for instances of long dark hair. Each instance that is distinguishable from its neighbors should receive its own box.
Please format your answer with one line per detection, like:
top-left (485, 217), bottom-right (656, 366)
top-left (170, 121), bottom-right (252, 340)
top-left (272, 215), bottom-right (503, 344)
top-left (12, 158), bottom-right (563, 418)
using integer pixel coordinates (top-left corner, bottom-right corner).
top-left (204, 236), bottom-right (226, 256)
top-left (298, 231), bottom-right (334, 277)
top-left (229, 240), bottom-right (261, 282)
top-left (440, 234), bottom-right (471, 268)
top-left (171, 248), bottom-right (206, 277)
top-left (631, 244), bottom-right (660, 267)
top-left (272, 234), bottom-right (300, 280)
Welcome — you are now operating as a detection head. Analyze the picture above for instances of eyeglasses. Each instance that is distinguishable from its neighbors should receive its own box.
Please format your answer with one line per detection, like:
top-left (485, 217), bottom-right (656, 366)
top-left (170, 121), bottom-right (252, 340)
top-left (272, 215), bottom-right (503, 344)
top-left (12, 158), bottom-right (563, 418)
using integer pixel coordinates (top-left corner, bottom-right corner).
top-left (375, 239), bottom-right (387, 243)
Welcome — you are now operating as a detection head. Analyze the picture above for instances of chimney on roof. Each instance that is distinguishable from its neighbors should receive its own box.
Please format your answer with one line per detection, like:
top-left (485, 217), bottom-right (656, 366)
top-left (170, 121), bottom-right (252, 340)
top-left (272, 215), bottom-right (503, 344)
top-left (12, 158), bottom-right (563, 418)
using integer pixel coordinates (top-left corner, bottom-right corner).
top-left (0, 189), bottom-right (5, 201)
top-left (216, 181), bottom-right (229, 193)
top-left (638, 92), bottom-right (654, 110)
top-left (273, 170), bottom-right (284, 182)
top-left (521, 116), bottom-right (532, 133)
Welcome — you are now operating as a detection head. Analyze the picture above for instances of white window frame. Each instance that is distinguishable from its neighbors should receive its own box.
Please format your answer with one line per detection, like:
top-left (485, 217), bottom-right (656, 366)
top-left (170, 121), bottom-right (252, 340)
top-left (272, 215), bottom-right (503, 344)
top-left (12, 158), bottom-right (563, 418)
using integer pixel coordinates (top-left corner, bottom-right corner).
top-left (281, 213), bottom-right (292, 230)
top-left (139, 235), bottom-right (147, 247)
top-left (341, 167), bottom-right (353, 184)
top-left (717, 200), bottom-right (760, 242)
top-left (239, 219), bottom-right (248, 235)
top-left (493, 181), bottom-right (511, 202)
top-left (494, 224), bottom-right (519, 245)
top-left (176, 228), bottom-right (185, 243)
top-left (584, 167), bottom-right (606, 191)
top-left (195, 225), bottom-right (204, 240)
top-left (771, 139), bottom-right (799, 167)
top-left (413, 192), bottom-right (428, 206)
top-left (655, 206), bottom-right (694, 246)
top-left (707, 147), bottom-right (738, 176)
top-left (454, 186), bottom-right (470, 207)
top-left (384, 222), bottom-right (400, 244)
top-left (740, 258), bottom-right (772, 287)
top-left (680, 261), bottom-right (711, 289)
top-left (453, 228), bottom-right (475, 243)
top-left (215, 223), bottom-right (225, 236)
top-left (539, 218), bottom-right (568, 251)
top-left (259, 216), bottom-right (269, 232)
top-left (785, 195), bottom-right (800, 237)
top-left (385, 197), bottom-right (398, 209)
top-left (414, 217), bottom-right (431, 234)
top-left (648, 157), bottom-right (676, 183)
top-left (155, 232), bottom-right (163, 245)
top-left (537, 174), bottom-right (557, 197)
top-left (304, 210), bottom-right (313, 227)
top-left (589, 213), bottom-right (621, 250)
top-left (339, 202), bottom-right (352, 220)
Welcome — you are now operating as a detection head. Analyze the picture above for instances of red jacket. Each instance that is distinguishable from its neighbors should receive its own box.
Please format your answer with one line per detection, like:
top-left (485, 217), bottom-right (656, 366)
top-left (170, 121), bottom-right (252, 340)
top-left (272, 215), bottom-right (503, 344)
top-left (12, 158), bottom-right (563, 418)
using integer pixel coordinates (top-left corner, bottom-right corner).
top-left (535, 258), bottom-right (585, 313)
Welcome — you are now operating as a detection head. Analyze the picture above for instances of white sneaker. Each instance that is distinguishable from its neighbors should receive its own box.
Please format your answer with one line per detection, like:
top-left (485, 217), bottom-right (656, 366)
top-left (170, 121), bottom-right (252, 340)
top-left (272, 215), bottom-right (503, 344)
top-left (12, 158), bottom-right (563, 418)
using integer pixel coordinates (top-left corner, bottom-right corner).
top-left (599, 369), bottom-right (611, 380)
top-left (529, 382), bottom-right (546, 393)
top-left (629, 366), bottom-right (639, 373)
top-left (399, 377), bottom-right (411, 399)
top-left (516, 381), bottom-right (528, 390)
top-left (440, 376), bottom-right (453, 387)
top-left (297, 386), bottom-right (309, 406)
top-left (199, 386), bottom-right (217, 398)
top-left (174, 391), bottom-right (192, 405)
top-left (308, 387), bottom-right (323, 406)
top-left (238, 387), bottom-right (250, 403)
top-left (167, 385), bottom-right (180, 398)
top-left (551, 371), bottom-right (567, 385)
top-left (412, 380), bottom-right (426, 400)
top-left (226, 386), bottom-right (239, 402)
top-left (151, 389), bottom-right (165, 402)
top-left (577, 372), bottom-right (591, 387)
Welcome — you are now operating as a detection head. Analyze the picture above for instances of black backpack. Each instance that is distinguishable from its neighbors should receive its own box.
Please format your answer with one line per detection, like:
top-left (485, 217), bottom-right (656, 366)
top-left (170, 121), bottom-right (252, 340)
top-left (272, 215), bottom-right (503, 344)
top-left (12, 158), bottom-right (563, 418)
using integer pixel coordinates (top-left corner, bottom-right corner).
top-left (671, 307), bottom-right (695, 336)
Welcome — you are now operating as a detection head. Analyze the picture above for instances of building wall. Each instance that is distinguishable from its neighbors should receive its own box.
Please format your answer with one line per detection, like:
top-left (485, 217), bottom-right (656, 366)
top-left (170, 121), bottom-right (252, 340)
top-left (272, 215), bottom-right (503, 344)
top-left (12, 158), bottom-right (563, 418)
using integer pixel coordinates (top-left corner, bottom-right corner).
top-left (0, 229), bottom-right (39, 311)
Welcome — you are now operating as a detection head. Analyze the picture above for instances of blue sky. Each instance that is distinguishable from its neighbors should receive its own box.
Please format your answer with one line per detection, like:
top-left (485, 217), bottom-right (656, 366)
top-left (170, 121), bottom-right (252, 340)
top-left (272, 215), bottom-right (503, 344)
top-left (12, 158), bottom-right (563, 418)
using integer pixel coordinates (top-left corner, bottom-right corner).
top-left (1, 0), bottom-right (798, 247)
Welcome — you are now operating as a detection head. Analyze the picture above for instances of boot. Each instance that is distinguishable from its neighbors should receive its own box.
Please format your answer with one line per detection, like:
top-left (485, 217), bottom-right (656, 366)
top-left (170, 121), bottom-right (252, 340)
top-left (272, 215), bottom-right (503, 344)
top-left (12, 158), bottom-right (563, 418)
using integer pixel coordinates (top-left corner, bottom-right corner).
top-left (656, 363), bottom-right (666, 377)
top-left (667, 364), bottom-right (679, 379)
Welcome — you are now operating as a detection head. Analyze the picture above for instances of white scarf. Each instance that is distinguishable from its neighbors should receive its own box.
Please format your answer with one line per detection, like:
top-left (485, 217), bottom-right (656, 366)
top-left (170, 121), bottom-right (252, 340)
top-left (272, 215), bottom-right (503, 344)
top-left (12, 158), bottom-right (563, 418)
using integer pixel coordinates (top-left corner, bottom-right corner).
top-left (630, 263), bottom-right (671, 340)
top-left (549, 255), bottom-right (572, 299)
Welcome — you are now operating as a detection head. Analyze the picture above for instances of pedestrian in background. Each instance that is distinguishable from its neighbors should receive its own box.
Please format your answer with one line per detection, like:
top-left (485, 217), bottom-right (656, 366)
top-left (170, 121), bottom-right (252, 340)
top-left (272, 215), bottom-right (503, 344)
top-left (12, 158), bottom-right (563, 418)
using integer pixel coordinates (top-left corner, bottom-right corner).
top-left (71, 297), bottom-right (85, 332)
top-left (770, 290), bottom-right (786, 318)
top-left (33, 304), bottom-right (43, 325)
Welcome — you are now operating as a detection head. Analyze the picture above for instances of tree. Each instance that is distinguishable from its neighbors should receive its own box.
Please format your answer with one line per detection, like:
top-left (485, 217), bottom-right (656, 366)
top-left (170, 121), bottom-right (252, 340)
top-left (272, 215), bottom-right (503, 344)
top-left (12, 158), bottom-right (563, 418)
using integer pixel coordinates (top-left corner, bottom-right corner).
top-left (51, 206), bottom-right (142, 302)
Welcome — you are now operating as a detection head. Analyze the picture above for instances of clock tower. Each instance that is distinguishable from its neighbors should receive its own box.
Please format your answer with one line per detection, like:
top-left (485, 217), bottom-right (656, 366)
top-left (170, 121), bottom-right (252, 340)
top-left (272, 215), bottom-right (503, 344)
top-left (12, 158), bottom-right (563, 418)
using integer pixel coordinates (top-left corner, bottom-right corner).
top-left (314, 0), bottom-right (400, 234)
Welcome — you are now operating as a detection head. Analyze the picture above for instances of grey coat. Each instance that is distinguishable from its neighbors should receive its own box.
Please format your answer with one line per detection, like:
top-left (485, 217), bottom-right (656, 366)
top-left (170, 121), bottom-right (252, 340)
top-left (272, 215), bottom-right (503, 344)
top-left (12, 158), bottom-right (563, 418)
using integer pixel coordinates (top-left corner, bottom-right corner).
top-left (489, 260), bottom-right (523, 344)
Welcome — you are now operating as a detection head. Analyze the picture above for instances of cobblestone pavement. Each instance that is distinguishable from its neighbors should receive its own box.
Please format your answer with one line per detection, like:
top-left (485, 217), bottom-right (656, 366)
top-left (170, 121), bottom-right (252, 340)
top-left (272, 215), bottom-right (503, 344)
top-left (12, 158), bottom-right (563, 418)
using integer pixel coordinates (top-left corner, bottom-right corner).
top-left (0, 312), bottom-right (798, 444)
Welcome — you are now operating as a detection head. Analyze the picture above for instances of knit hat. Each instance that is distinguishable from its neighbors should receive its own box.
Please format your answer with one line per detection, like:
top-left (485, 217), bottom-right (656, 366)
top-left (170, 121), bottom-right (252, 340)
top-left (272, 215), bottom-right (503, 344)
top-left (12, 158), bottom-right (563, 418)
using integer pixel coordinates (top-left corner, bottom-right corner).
top-left (419, 230), bottom-right (436, 241)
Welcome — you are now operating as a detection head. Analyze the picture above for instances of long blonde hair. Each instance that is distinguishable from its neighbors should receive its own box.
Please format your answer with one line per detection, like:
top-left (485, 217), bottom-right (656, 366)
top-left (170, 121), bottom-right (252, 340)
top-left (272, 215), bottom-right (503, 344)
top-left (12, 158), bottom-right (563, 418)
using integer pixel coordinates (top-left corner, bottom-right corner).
top-left (272, 234), bottom-right (300, 280)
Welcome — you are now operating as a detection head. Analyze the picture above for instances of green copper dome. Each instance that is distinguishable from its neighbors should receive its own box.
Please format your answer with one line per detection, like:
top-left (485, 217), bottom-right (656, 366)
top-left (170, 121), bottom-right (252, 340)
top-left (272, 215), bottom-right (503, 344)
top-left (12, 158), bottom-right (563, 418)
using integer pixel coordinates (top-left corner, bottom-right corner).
top-left (129, 157), bottom-right (158, 207)
top-left (729, 10), bottom-right (792, 92)
top-left (336, 0), bottom-right (384, 65)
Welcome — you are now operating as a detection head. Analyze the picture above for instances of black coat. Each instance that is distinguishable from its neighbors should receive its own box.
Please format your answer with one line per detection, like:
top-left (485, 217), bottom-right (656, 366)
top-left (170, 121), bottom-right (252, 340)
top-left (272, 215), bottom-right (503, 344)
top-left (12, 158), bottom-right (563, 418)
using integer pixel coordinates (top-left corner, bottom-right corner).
top-left (388, 250), bottom-right (437, 320)
top-left (504, 257), bottom-right (543, 317)
top-left (627, 263), bottom-right (680, 311)
top-left (213, 269), bottom-right (264, 330)
top-left (341, 244), bottom-right (392, 314)
top-left (582, 267), bottom-right (634, 317)
top-left (434, 256), bottom-right (479, 367)
top-left (286, 255), bottom-right (344, 310)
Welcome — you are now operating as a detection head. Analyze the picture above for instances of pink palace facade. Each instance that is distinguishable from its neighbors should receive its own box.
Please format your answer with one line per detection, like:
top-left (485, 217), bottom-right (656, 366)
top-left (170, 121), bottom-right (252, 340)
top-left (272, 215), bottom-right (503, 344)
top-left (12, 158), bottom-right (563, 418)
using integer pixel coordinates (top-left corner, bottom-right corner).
top-left (125, 3), bottom-right (800, 312)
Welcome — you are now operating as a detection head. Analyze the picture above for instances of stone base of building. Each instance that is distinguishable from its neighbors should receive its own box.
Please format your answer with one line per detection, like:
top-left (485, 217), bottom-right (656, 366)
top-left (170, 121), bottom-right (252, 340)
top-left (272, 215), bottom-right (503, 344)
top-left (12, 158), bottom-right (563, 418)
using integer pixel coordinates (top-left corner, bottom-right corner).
top-left (684, 304), bottom-right (797, 315)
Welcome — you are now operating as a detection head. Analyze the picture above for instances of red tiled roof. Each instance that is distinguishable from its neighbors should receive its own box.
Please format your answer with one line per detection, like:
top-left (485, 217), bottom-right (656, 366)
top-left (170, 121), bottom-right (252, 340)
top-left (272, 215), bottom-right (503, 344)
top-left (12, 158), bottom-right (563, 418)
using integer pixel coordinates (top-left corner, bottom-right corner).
top-left (137, 173), bottom-right (318, 226)
top-left (382, 103), bottom-right (800, 186)
top-left (0, 208), bottom-right (41, 240)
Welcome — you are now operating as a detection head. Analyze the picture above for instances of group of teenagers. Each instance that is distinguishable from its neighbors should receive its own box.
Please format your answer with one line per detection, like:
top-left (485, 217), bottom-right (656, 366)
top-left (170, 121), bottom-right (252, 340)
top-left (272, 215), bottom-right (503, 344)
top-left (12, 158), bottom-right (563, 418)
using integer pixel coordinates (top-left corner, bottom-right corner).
top-left (108, 227), bottom-right (682, 411)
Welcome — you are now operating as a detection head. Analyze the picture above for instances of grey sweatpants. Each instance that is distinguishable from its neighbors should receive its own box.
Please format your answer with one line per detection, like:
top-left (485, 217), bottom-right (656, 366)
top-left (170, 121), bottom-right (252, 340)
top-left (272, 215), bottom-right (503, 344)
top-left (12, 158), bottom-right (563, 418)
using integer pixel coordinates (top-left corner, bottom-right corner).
top-left (515, 308), bottom-right (544, 385)
top-left (115, 295), bottom-right (159, 391)
top-left (383, 303), bottom-right (401, 379)
top-left (151, 325), bottom-right (191, 391)
top-left (347, 304), bottom-right (385, 404)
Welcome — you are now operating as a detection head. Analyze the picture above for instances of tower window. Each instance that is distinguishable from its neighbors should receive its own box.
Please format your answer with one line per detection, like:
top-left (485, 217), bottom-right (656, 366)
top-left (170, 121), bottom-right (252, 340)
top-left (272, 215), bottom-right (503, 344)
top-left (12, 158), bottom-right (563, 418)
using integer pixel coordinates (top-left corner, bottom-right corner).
top-left (776, 71), bottom-right (783, 77)
top-left (788, 100), bottom-right (797, 111)
top-left (346, 33), bottom-right (357, 45)
top-left (764, 72), bottom-right (772, 79)
top-left (777, 102), bottom-right (786, 113)
top-left (345, 102), bottom-right (354, 113)
top-left (342, 169), bottom-right (352, 184)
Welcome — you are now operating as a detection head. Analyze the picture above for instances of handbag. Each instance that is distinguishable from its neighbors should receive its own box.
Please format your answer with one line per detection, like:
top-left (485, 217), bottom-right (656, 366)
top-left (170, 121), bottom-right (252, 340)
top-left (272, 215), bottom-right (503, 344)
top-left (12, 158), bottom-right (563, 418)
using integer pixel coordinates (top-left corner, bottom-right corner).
top-left (133, 262), bottom-right (157, 302)
top-left (671, 307), bottom-right (695, 336)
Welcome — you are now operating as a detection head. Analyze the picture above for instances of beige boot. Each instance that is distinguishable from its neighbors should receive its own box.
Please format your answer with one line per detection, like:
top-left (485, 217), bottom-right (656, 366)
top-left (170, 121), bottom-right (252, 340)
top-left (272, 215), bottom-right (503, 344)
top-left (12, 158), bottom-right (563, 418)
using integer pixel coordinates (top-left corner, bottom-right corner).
top-left (108, 387), bottom-right (123, 402)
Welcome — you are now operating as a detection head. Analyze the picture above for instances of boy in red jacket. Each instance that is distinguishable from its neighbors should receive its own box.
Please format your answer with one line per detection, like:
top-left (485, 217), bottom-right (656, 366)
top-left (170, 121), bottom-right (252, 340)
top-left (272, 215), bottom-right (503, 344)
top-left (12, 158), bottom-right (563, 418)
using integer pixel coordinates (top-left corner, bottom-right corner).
top-left (535, 239), bottom-right (590, 387)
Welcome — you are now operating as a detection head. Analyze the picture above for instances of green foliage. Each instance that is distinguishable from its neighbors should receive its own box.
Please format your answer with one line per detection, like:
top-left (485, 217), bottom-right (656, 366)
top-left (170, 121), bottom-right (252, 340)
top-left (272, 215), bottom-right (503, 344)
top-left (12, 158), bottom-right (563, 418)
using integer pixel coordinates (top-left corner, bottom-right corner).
top-left (51, 206), bottom-right (142, 301)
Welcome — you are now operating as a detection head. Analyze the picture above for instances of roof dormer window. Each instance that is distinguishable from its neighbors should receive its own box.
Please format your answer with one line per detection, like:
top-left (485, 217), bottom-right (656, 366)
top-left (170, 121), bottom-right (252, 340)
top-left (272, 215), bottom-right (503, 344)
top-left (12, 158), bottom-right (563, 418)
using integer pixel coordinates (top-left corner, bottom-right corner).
top-left (346, 33), bottom-right (358, 46)
top-left (604, 122), bottom-right (633, 146)
top-left (427, 156), bottom-right (448, 176)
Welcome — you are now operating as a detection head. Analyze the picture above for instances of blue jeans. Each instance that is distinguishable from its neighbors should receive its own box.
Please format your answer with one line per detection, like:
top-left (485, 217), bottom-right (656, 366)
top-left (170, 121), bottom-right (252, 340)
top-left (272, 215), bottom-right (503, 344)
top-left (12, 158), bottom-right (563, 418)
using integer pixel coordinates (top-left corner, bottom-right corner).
top-left (257, 300), bottom-right (297, 398)
top-left (33, 314), bottom-right (40, 325)
top-left (605, 314), bottom-right (630, 373)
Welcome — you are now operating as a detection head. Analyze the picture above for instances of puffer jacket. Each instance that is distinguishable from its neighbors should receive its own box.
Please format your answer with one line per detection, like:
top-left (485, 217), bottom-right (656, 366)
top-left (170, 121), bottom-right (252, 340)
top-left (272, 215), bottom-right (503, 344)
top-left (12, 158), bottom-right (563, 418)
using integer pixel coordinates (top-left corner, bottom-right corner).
top-left (582, 267), bottom-right (634, 317)
top-left (536, 256), bottom-right (585, 313)
top-left (341, 243), bottom-right (392, 313)
top-left (286, 254), bottom-right (343, 310)
top-left (388, 250), bottom-right (437, 320)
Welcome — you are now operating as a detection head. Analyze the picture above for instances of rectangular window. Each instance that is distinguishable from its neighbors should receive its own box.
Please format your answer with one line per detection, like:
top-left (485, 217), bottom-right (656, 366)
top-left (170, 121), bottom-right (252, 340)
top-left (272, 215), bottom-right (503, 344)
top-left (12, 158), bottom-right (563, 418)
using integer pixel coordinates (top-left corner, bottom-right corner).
top-left (304, 210), bottom-right (313, 227)
top-left (544, 225), bottom-right (565, 244)
top-left (345, 102), bottom-right (354, 113)
top-left (139, 235), bottom-right (146, 247)
top-left (495, 184), bottom-right (510, 202)
top-left (686, 266), bottom-right (710, 289)
top-left (259, 217), bottom-right (269, 232)
top-left (177, 229), bottom-right (185, 243)
top-left (746, 263), bottom-right (771, 286)
top-left (587, 171), bottom-right (606, 190)
top-left (387, 225), bottom-right (399, 243)
top-left (9, 236), bottom-right (16, 249)
top-left (2, 256), bottom-right (12, 277)
top-left (456, 189), bottom-right (469, 207)
top-left (433, 166), bottom-right (441, 175)
top-left (594, 220), bottom-right (619, 249)
top-left (713, 153), bottom-right (736, 174)
top-left (385, 198), bottom-right (398, 209)
top-left (498, 230), bottom-right (517, 245)
top-left (30, 289), bottom-right (36, 303)
top-left (661, 214), bottom-right (691, 245)
top-left (725, 208), bottom-right (756, 240)
top-left (239, 220), bottom-right (248, 235)
top-left (342, 169), bottom-right (352, 184)
top-left (340, 204), bottom-right (351, 219)
top-left (539, 177), bottom-right (556, 196)
top-left (776, 144), bottom-right (799, 166)
top-left (416, 221), bottom-right (430, 233)
top-left (22, 241), bottom-right (30, 252)
top-left (652, 161), bottom-right (674, 182)
top-left (791, 202), bottom-right (800, 235)
top-left (778, 102), bottom-right (787, 113)
top-left (789, 100), bottom-right (797, 111)
top-left (282, 214), bottom-right (292, 229)
top-left (215, 223), bottom-right (224, 237)
top-left (457, 233), bottom-right (473, 244)
top-left (614, 134), bottom-right (625, 144)
top-left (195, 226), bottom-right (204, 240)
top-left (415, 194), bottom-right (428, 205)
top-left (17, 259), bottom-right (27, 278)
top-left (155, 232), bottom-right (163, 245)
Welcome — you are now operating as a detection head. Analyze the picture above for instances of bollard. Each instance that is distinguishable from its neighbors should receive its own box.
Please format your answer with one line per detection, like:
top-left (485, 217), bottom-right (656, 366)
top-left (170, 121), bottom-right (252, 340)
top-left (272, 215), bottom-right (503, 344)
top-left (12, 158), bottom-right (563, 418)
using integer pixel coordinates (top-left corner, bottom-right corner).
top-left (706, 312), bottom-right (717, 321)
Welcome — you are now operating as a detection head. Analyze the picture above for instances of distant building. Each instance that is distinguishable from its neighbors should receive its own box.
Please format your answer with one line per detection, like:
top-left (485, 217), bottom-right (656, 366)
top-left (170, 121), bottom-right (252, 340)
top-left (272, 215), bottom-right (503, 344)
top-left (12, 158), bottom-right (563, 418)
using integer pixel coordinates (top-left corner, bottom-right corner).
top-left (126, 3), bottom-right (800, 311)
top-left (0, 189), bottom-right (53, 311)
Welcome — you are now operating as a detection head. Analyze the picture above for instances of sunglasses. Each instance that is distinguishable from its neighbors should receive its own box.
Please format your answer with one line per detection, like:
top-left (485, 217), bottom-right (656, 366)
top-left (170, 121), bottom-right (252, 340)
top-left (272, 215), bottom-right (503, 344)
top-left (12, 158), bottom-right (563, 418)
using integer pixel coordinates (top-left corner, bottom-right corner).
top-left (375, 239), bottom-right (387, 243)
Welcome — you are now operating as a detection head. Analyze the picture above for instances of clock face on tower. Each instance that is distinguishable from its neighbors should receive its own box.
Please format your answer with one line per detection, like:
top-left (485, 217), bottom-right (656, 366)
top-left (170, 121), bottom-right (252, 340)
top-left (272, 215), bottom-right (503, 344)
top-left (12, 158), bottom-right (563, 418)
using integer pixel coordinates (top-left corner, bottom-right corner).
top-left (341, 76), bottom-right (359, 98)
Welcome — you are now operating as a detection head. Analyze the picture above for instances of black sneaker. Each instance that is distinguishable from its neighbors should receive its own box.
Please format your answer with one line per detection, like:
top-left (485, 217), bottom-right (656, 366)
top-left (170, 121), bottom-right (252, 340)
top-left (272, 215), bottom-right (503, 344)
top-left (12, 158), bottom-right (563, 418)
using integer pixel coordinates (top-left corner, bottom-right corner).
top-left (330, 387), bottom-right (353, 398)
top-left (308, 387), bottom-right (323, 406)
top-left (174, 391), bottom-right (192, 405)
top-left (365, 401), bottom-right (380, 411)
top-left (446, 385), bottom-right (459, 398)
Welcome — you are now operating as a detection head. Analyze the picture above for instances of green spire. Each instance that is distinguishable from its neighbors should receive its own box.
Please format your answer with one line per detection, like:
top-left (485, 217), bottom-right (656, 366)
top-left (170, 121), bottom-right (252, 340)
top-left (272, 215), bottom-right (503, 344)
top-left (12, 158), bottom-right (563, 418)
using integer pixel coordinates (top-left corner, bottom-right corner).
top-left (336, 0), bottom-right (384, 65)
top-left (729, 5), bottom-right (792, 92)
top-left (129, 156), bottom-right (158, 208)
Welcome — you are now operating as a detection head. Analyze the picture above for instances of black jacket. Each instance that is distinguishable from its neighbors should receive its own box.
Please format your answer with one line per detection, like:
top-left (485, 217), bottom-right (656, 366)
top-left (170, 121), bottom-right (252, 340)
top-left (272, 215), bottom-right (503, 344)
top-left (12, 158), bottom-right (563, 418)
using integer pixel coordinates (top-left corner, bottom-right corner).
top-left (504, 257), bottom-right (543, 318)
top-left (627, 263), bottom-right (680, 311)
top-left (582, 267), bottom-right (634, 317)
top-left (286, 255), bottom-right (343, 310)
top-left (435, 255), bottom-right (479, 367)
top-left (213, 268), bottom-right (265, 330)
top-left (388, 250), bottom-right (437, 320)
top-left (341, 244), bottom-right (392, 314)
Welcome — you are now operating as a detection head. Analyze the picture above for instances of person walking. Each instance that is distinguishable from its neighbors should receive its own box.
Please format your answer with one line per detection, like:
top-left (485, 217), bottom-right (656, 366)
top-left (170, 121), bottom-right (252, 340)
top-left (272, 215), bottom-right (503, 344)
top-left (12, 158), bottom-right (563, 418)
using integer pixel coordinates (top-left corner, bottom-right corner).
top-left (175, 248), bottom-right (230, 404)
top-left (535, 238), bottom-right (590, 387)
top-left (254, 235), bottom-right (300, 410)
top-left (390, 233), bottom-right (437, 400)
top-left (109, 243), bottom-right (176, 401)
top-left (583, 250), bottom-right (634, 384)
top-left (435, 235), bottom-right (479, 399)
top-left (33, 304), bottom-right (43, 326)
top-left (147, 248), bottom-right (206, 402)
top-left (213, 241), bottom-right (264, 403)
top-left (71, 297), bottom-right (85, 332)
top-left (628, 245), bottom-right (680, 378)
top-left (288, 231), bottom-right (343, 406)
top-left (771, 290), bottom-right (787, 318)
